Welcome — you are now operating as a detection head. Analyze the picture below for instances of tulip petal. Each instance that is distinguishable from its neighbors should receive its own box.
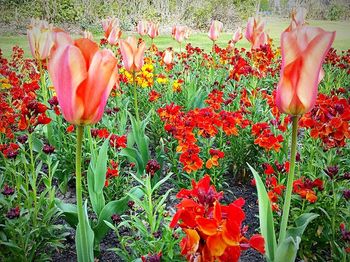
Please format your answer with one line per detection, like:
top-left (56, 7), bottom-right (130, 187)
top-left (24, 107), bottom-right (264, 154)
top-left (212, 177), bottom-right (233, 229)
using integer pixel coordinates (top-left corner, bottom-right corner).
top-left (74, 38), bottom-right (99, 68)
top-left (78, 49), bottom-right (118, 124)
top-left (120, 40), bottom-right (134, 71)
top-left (48, 45), bottom-right (87, 124)
top-left (134, 41), bottom-right (146, 71)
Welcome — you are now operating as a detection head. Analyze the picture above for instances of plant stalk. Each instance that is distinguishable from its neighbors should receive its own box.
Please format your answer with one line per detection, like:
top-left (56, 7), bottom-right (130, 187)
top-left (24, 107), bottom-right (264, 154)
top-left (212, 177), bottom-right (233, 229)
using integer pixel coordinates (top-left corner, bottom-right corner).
top-left (278, 115), bottom-right (298, 244)
top-left (75, 125), bottom-right (89, 261)
top-left (132, 71), bottom-right (140, 123)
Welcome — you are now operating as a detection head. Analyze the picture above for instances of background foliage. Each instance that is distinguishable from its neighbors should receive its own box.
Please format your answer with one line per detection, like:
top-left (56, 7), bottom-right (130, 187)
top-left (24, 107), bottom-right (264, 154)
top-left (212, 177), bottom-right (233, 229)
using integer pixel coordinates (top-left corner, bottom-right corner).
top-left (0, 0), bottom-right (349, 34)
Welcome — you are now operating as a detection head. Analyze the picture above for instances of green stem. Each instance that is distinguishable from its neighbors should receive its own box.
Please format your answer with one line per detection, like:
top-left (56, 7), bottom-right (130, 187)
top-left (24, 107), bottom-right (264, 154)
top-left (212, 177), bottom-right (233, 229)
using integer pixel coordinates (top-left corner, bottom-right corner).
top-left (278, 115), bottom-right (299, 244)
top-left (76, 125), bottom-right (89, 261)
top-left (132, 71), bottom-right (140, 123)
top-left (28, 132), bottom-right (37, 225)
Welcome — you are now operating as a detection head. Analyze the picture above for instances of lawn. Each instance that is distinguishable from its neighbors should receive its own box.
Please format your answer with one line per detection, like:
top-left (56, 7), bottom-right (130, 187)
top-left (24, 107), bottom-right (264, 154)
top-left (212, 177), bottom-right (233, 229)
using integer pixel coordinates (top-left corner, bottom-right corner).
top-left (1, 18), bottom-right (349, 57)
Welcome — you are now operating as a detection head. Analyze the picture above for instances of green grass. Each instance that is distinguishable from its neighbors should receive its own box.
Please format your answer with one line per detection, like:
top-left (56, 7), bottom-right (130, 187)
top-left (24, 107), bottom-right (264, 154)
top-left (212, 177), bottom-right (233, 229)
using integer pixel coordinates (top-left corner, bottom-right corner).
top-left (1, 18), bottom-right (349, 58)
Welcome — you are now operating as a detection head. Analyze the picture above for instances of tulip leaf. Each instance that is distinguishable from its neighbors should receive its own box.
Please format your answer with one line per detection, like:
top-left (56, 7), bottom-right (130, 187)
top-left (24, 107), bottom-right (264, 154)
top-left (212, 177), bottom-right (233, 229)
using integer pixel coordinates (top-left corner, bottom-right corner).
top-left (286, 213), bottom-right (319, 240)
top-left (76, 200), bottom-right (94, 262)
top-left (275, 236), bottom-right (300, 262)
top-left (87, 137), bottom-right (109, 216)
top-left (248, 163), bottom-right (276, 262)
top-left (54, 198), bottom-right (78, 228)
top-left (120, 147), bottom-right (145, 175)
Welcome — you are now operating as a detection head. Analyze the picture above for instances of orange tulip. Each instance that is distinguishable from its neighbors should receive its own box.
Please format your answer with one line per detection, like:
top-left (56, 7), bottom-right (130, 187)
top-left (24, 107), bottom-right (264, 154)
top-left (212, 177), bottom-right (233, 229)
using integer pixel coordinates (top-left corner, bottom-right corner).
top-left (208, 20), bottom-right (223, 42)
top-left (245, 17), bottom-right (268, 49)
top-left (147, 22), bottom-right (159, 39)
top-left (137, 20), bottom-right (148, 36)
top-left (27, 18), bottom-right (54, 60)
top-left (275, 26), bottom-right (335, 115)
top-left (119, 36), bottom-right (146, 72)
top-left (48, 33), bottom-right (118, 125)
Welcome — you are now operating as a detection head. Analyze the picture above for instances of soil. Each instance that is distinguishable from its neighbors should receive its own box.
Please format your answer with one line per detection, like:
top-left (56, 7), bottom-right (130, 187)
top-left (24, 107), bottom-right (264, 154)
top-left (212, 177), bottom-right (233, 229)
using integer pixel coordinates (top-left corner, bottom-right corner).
top-left (50, 173), bottom-right (263, 262)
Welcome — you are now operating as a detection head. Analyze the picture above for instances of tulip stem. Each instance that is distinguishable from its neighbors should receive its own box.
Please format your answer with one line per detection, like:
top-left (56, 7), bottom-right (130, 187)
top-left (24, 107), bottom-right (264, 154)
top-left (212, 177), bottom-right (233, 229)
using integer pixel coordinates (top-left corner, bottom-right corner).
top-left (279, 115), bottom-right (299, 244)
top-left (75, 125), bottom-right (89, 261)
top-left (132, 71), bottom-right (140, 123)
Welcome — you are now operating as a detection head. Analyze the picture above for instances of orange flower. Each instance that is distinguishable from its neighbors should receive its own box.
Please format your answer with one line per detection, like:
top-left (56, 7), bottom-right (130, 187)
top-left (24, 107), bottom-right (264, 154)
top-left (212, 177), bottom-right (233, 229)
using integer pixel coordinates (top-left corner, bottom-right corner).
top-left (48, 33), bottom-right (118, 125)
top-left (119, 36), bottom-right (146, 72)
top-left (275, 23), bottom-right (335, 115)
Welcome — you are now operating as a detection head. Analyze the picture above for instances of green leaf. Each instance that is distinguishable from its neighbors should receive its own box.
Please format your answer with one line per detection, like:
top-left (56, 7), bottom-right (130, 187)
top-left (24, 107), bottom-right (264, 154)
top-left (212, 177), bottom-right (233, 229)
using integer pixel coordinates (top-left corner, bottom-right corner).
top-left (286, 213), bottom-right (319, 240)
top-left (94, 137), bottom-right (110, 191)
top-left (76, 200), bottom-right (94, 262)
top-left (87, 137), bottom-right (109, 216)
top-left (54, 198), bottom-right (78, 228)
top-left (275, 236), bottom-right (300, 262)
top-left (93, 187), bottom-right (143, 244)
top-left (120, 147), bottom-right (145, 175)
top-left (248, 163), bottom-right (276, 262)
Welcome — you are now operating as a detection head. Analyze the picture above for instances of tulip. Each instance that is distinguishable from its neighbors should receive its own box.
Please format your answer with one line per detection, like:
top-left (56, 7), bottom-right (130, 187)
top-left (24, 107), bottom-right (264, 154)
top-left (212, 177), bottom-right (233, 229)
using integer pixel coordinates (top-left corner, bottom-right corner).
top-left (137, 20), bottom-right (148, 36)
top-left (119, 36), bottom-right (146, 72)
top-left (148, 22), bottom-right (159, 39)
top-left (48, 34), bottom-right (118, 125)
top-left (232, 27), bottom-right (243, 44)
top-left (107, 27), bottom-right (122, 45)
top-left (102, 16), bottom-right (119, 38)
top-left (172, 25), bottom-right (187, 43)
top-left (275, 24), bottom-right (335, 249)
top-left (163, 49), bottom-right (174, 65)
top-left (245, 17), bottom-right (268, 49)
top-left (48, 34), bottom-right (118, 262)
top-left (285, 7), bottom-right (307, 32)
top-left (119, 36), bottom-right (146, 122)
top-left (208, 20), bottom-right (223, 42)
top-left (275, 26), bottom-right (335, 116)
top-left (27, 18), bottom-right (54, 60)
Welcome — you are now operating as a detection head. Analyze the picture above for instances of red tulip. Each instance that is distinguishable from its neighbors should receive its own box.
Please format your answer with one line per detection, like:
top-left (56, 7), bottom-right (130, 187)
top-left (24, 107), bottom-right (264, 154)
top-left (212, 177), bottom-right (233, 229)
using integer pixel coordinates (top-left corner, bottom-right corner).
top-left (137, 20), bottom-right (148, 36)
top-left (148, 22), bottom-right (159, 39)
top-left (245, 17), bottom-right (268, 49)
top-left (275, 26), bottom-right (335, 115)
top-left (119, 36), bottom-right (146, 72)
top-left (27, 18), bottom-right (54, 60)
top-left (208, 20), bottom-right (223, 42)
top-left (48, 33), bottom-right (118, 125)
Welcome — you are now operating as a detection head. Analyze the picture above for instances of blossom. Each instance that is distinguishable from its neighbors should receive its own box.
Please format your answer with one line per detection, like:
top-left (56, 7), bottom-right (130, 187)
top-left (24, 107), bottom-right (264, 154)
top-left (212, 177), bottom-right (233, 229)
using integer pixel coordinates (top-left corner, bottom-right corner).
top-left (275, 25), bottom-right (335, 115)
top-left (208, 20), bottom-right (223, 42)
top-left (120, 36), bottom-right (146, 72)
top-left (27, 18), bottom-right (54, 60)
top-left (245, 17), bottom-right (268, 49)
top-left (48, 33), bottom-right (118, 125)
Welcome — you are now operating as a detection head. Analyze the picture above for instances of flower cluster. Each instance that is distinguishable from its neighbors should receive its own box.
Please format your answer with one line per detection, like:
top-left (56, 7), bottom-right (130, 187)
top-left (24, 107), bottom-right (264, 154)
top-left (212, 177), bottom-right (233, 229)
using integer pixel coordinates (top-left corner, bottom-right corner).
top-left (170, 175), bottom-right (265, 261)
top-left (158, 94), bottom-right (248, 173)
top-left (293, 177), bottom-right (324, 203)
top-left (299, 93), bottom-right (350, 149)
top-left (120, 58), bottom-right (154, 88)
top-left (251, 122), bottom-right (284, 152)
